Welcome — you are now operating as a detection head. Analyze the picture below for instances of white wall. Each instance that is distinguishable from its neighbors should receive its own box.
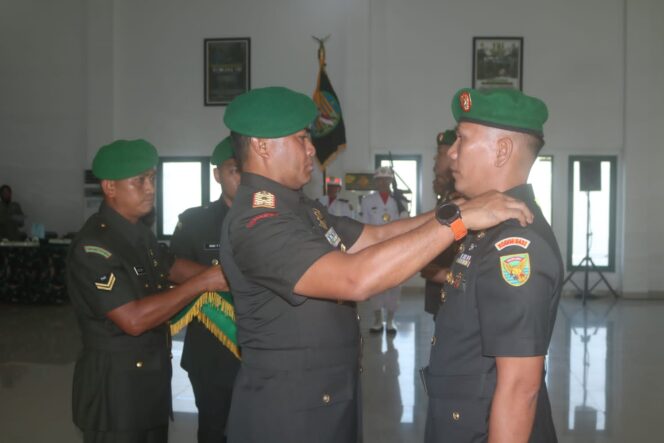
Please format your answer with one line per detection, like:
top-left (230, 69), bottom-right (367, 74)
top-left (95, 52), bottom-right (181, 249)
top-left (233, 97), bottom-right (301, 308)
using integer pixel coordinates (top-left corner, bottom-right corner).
top-left (0, 0), bottom-right (87, 235)
top-left (3, 0), bottom-right (662, 293)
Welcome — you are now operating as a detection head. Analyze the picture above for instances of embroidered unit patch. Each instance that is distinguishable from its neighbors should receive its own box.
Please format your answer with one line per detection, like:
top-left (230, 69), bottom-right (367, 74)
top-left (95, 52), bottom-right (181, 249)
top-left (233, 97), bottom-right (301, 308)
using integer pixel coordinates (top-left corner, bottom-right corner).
top-left (495, 236), bottom-right (531, 251)
top-left (95, 272), bottom-right (116, 291)
top-left (252, 191), bottom-right (276, 209)
top-left (500, 253), bottom-right (531, 287)
top-left (84, 245), bottom-right (112, 259)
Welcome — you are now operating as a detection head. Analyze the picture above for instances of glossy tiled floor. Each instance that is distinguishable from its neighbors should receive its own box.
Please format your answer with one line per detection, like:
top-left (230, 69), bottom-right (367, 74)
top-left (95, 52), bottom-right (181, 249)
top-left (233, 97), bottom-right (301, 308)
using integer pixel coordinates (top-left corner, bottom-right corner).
top-left (1, 294), bottom-right (663, 442)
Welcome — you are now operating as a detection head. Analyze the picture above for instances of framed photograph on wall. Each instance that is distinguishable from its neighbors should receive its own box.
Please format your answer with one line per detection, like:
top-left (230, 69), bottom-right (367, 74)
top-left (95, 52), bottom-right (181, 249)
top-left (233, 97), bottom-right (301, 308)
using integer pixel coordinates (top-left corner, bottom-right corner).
top-left (204, 38), bottom-right (250, 106)
top-left (472, 37), bottom-right (523, 90)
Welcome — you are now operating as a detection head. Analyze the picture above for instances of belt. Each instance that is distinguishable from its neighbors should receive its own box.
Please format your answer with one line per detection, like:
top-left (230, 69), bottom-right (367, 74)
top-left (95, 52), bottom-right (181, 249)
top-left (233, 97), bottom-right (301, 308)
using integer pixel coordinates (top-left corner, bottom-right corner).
top-left (81, 329), bottom-right (170, 352)
top-left (241, 345), bottom-right (360, 371)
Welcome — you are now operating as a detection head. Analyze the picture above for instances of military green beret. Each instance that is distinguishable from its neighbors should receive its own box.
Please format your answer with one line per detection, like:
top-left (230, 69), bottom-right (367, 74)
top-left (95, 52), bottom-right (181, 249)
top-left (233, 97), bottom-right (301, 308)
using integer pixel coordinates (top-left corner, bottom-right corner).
top-left (92, 139), bottom-right (158, 180)
top-left (211, 136), bottom-right (235, 165)
top-left (437, 129), bottom-right (457, 146)
top-left (223, 86), bottom-right (318, 138)
top-left (452, 88), bottom-right (548, 137)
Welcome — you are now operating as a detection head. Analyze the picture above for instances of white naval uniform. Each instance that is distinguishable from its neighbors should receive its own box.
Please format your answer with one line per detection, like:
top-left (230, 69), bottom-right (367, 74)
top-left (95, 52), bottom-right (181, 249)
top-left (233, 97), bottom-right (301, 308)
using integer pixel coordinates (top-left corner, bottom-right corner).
top-left (360, 191), bottom-right (409, 311)
top-left (316, 195), bottom-right (356, 219)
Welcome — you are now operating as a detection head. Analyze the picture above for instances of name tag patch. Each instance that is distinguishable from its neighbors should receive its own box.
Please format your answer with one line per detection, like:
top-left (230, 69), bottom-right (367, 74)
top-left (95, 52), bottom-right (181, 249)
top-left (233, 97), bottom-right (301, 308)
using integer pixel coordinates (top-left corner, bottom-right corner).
top-left (494, 237), bottom-right (531, 251)
top-left (204, 243), bottom-right (220, 250)
top-left (133, 266), bottom-right (146, 276)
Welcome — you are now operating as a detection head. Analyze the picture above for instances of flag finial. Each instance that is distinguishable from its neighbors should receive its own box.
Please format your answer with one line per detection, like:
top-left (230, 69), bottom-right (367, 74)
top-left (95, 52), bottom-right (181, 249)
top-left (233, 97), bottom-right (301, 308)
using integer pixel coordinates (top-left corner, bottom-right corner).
top-left (312, 35), bottom-right (330, 66)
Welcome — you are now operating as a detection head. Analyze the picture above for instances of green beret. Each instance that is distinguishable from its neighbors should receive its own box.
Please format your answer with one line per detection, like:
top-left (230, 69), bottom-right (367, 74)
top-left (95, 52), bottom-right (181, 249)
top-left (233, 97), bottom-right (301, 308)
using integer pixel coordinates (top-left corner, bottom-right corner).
top-left (451, 88), bottom-right (548, 137)
top-left (223, 86), bottom-right (318, 138)
top-left (211, 136), bottom-right (235, 165)
top-left (437, 129), bottom-right (457, 146)
top-left (92, 139), bottom-right (158, 180)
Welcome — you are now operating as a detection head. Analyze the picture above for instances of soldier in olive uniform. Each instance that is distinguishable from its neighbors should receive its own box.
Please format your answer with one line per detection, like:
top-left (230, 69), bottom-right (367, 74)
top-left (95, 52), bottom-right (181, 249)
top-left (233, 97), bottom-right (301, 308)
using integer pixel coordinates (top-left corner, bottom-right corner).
top-left (217, 86), bottom-right (535, 443)
top-left (423, 88), bottom-right (563, 443)
top-left (67, 139), bottom-right (228, 443)
top-left (170, 137), bottom-right (241, 443)
top-left (420, 129), bottom-right (459, 318)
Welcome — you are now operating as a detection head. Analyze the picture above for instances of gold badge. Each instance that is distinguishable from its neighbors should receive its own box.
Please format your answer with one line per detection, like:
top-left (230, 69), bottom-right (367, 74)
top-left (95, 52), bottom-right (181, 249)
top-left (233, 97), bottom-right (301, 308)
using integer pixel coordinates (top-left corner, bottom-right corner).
top-left (459, 91), bottom-right (472, 112)
top-left (382, 213), bottom-right (391, 222)
top-left (476, 230), bottom-right (486, 240)
top-left (252, 191), bottom-right (276, 209)
top-left (95, 272), bottom-right (116, 291)
top-left (313, 208), bottom-right (328, 230)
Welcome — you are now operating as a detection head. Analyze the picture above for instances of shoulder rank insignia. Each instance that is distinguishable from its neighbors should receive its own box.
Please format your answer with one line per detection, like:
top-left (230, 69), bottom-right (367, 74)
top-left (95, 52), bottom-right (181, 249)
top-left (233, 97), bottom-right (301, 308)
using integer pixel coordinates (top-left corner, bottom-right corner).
top-left (95, 272), bottom-right (116, 291)
top-left (84, 245), bottom-right (112, 259)
top-left (252, 190), bottom-right (276, 209)
top-left (500, 253), bottom-right (531, 287)
top-left (325, 227), bottom-right (341, 248)
top-left (495, 236), bottom-right (531, 251)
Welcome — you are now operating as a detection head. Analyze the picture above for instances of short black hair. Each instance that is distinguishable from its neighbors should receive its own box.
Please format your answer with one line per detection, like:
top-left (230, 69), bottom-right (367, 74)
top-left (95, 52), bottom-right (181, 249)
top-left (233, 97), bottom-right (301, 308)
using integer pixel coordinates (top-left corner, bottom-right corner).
top-left (527, 133), bottom-right (545, 155)
top-left (0, 185), bottom-right (11, 194)
top-left (230, 132), bottom-right (251, 170)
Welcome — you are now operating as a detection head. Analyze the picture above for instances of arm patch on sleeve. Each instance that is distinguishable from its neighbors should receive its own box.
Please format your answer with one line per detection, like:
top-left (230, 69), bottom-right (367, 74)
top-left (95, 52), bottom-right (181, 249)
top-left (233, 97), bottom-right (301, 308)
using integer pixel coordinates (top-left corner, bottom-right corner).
top-left (500, 253), bottom-right (531, 286)
top-left (84, 245), bottom-right (112, 259)
top-left (94, 272), bottom-right (116, 291)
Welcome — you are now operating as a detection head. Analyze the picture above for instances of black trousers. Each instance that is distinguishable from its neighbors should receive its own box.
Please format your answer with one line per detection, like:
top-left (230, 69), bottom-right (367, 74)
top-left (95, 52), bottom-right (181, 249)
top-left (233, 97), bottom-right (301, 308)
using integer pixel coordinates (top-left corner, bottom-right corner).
top-left (189, 371), bottom-right (234, 443)
top-left (83, 426), bottom-right (168, 443)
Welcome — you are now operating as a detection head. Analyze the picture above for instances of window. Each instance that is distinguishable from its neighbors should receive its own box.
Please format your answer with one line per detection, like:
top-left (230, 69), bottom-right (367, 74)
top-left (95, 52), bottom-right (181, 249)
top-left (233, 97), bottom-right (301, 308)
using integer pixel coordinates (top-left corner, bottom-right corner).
top-left (375, 154), bottom-right (422, 217)
top-left (528, 155), bottom-right (553, 226)
top-left (157, 157), bottom-right (211, 238)
top-left (567, 156), bottom-right (617, 271)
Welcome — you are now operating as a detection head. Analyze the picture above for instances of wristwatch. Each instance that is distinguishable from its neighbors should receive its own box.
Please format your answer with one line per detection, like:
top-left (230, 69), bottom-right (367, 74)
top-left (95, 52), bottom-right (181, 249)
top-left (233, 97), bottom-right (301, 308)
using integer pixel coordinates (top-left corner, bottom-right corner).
top-left (435, 202), bottom-right (468, 241)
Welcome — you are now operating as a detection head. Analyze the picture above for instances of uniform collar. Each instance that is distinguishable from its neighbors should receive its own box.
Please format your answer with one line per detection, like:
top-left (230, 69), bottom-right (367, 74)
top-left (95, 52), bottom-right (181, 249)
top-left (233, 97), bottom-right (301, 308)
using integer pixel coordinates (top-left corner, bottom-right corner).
top-left (98, 201), bottom-right (150, 245)
top-left (241, 172), bottom-right (302, 209)
top-left (504, 183), bottom-right (535, 202)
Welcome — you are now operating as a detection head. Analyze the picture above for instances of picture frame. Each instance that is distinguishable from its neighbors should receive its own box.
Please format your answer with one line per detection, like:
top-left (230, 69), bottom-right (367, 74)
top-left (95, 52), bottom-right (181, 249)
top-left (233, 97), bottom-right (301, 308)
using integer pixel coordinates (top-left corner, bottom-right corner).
top-left (472, 37), bottom-right (523, 90)
top-left (204, 38), bottom-right (251, 106)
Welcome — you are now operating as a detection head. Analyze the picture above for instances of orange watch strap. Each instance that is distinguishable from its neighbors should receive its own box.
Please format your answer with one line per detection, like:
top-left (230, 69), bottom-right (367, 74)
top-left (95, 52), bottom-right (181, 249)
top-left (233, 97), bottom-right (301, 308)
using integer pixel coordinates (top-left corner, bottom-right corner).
top-left (449, 218), bottom-right (468, 241)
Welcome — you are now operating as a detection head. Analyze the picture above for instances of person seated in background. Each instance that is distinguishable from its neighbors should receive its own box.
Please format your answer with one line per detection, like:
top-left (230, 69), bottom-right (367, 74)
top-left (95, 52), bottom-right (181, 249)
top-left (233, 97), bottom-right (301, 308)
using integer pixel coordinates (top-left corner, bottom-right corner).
top-left (0, 184), bottom-right (26, 240)
top-left (317, 176), bottom-right (355, 218)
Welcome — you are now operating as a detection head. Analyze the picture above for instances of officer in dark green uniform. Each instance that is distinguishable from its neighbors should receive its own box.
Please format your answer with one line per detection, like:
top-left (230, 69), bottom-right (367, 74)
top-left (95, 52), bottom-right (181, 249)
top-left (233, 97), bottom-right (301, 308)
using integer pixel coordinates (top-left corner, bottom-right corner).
top-left (67, 139), bottom-right (228, 443)
top-left (421, 129), bottom-right (459, 318)
top-left (424, 88), bottom-right (563, 443)
top-left (217, 86), bottom-right (536, 443)
top-left (170, 137), bottom-right (241, 443)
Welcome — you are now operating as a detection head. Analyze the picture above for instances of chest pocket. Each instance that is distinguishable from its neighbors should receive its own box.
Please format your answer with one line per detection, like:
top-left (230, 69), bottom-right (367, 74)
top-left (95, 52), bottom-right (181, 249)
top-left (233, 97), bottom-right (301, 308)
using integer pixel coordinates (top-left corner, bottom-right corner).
top-left (437, 245), bottom-right (481, 330)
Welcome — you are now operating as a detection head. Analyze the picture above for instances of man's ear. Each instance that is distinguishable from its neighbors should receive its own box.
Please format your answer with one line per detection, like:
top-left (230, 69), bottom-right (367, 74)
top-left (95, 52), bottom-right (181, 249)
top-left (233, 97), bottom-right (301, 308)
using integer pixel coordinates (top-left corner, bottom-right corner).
top-left (495, 136), bottom-right (513, 167)
top-left (213, 167), bottom-right (222, 185)
top-left (100, 179), bottom-right (116, 198)
top-left (250, 137), bottom-right (270, 160)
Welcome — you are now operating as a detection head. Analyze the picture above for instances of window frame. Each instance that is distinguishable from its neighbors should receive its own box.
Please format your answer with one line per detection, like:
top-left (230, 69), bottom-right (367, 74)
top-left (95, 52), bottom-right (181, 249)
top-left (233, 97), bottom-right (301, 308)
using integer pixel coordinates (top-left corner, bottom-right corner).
top-left (374, 154), bottom-right (423, 216)
top-left (566, 155), bottom-right (617, 272)
top-left (529, 154), bottom-right (554, 228)
top-left (157, 156), bottom-right (211, 239)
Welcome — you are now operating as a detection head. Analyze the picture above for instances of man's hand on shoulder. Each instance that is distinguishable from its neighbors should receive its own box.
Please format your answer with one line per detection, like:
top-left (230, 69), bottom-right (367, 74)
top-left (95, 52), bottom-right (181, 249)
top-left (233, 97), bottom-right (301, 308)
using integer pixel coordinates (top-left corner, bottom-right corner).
top-left (459, 191), bottom-right (533, 231)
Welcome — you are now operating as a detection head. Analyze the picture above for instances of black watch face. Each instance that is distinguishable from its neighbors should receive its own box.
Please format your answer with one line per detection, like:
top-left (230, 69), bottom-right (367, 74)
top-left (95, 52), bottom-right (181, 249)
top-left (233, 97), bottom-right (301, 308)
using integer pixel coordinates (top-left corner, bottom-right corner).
top-left (437, 204), bottom-right (459, 221)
